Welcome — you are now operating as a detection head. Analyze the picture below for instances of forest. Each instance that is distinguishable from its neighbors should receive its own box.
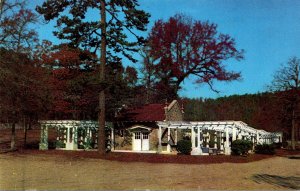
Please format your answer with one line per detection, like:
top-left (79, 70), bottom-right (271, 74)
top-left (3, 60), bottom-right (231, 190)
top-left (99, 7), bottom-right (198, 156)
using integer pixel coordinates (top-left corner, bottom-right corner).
top-left (0, 0), bottom-right (299, 151)
top-left (183, 91), bottom-right (300, 143)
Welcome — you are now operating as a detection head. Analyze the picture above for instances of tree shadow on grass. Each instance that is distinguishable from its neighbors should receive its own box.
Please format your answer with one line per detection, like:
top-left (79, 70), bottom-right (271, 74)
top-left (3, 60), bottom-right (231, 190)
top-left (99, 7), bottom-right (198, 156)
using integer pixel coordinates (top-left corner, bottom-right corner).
top-left (251, 174), bottom-right (300, 190)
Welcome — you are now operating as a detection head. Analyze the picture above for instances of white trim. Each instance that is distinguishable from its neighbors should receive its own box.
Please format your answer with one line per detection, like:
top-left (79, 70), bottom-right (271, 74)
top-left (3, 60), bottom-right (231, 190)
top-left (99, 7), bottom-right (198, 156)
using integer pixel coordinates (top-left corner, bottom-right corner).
top-left (165, 100), bottom-right (178, 111)
top-left (111, 150), bottom-right (156, 154)
top-left (128, 125), bottom-right (152, 131)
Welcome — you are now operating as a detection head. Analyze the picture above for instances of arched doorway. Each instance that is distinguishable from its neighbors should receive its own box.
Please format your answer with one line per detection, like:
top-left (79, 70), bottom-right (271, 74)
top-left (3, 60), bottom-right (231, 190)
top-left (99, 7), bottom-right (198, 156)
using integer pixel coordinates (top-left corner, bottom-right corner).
top-left (129, 126), bottom-right (151, 151)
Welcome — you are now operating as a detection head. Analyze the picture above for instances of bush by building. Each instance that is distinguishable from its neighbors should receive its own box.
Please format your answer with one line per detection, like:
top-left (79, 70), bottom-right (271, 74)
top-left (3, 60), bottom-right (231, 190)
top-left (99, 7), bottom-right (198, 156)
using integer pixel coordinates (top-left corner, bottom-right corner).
top-left (231, 140), bottom-right (253, 156)
top-left (176, 140), bottom-right (192, 155)
top-left (255, 144), bottom-right (276, 155)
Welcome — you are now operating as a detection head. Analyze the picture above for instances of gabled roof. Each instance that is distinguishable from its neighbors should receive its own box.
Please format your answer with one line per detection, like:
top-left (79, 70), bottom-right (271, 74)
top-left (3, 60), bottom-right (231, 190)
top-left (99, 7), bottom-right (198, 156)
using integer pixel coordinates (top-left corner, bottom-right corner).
top-left (118, 103), bottom-right (166, 122)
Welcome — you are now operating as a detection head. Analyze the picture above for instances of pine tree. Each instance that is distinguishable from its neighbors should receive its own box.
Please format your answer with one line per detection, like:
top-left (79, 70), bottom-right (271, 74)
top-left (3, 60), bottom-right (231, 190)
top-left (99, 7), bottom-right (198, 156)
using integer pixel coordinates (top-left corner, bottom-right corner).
top-left (36, 0), bottom-right (150, 154)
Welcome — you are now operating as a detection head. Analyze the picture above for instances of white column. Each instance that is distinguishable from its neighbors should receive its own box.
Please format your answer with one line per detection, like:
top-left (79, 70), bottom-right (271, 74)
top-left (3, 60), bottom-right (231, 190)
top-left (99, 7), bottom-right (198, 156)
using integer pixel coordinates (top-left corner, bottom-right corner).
top-left (158, 126), bottom-right (162, 152)
top-left (197, 127), bottom-right (201, 149)
top-left (191, 126), bottom-right (202, 155)
top-left (167, 127), bottom-right (171, 153)
top-left (111, 126), bottom-right (114, 151)
top-left (214, 132), bottom-right (217, 149)
top-left (221, 132), bottom-right (224, 151)
top-left (175, 128), bottom-right (178, 145)
top-left (72, 127), bottom-right (77, 150)
top-left (65, 126), bottom-right (71, 150)
top-left (225, 127), bottom-right (231, 155)
top-left (207, 132), bottom-right (210, 148)
top-left (84, 128), bottom-right (88, 143)
top-left (39, 124), bottom-right (49, 150)
top-left (238, 131), bottom-right (242, 140)
top-left (232, 127), bottom-right (237, 141)
top-left (250, 135), bottom-right (254, 150)
top-left (64, 128), bottom-right (67, 144)
top-left (67, 126), bottom-right (70, 143)
top-left (191, 127), bottom-right (195, 148)
top-left (89, 129), bottom-right (92, 139)
top-left (279, 135), bottom-right (282, 143)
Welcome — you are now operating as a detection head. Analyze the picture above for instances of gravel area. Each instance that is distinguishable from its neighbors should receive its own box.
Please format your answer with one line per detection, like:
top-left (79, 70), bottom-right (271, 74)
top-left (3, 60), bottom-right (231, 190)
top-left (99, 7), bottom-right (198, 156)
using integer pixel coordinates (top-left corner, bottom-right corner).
top-left (0, 153), bottom-right (299, 190)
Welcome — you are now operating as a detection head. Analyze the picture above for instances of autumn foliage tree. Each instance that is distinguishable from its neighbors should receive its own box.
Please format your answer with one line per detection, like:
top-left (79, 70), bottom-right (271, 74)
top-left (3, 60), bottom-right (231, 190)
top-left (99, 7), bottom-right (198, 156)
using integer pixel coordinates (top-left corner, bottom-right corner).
top-left (0, 0), bottom-right (42, 150)
top-left (41, 45), bottom-right (99, 120)
top-left (143, 14), bottom-right (244, 101)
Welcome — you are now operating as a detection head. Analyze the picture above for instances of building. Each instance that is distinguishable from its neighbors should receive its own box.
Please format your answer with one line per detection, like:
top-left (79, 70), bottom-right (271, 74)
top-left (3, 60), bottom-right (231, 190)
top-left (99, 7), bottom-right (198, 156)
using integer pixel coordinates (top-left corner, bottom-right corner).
top-left (39, 100), bottom-right (282, 155)
top-left (112, 100), bottom-right (184, 153)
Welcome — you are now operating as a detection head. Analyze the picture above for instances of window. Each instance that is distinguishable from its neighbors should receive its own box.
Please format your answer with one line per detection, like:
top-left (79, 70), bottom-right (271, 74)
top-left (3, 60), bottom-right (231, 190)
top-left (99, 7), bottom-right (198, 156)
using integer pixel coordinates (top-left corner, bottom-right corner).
top-left (142, 132), bottom-right (149, 139)
top-left (135, 132), bottom-right (141, 139)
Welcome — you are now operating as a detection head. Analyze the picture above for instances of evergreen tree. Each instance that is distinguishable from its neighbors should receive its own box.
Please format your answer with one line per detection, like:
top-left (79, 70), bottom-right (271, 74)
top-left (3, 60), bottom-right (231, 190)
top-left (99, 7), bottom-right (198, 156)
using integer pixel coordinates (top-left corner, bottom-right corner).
top-left (36, 0), bottom-right (150, 154)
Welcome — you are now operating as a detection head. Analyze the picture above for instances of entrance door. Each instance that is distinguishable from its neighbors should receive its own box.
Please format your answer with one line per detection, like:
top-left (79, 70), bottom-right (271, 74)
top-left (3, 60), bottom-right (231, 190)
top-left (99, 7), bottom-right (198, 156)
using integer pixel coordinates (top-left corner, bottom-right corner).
top-left (133, 132), bottom-right (149, 151)
top-left (142, 132), bottom-right (149, 151)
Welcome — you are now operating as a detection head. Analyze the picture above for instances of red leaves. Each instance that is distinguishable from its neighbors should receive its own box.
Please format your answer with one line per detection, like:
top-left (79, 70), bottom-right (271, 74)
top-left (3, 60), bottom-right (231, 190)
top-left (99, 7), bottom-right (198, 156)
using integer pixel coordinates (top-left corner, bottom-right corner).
top-left (147, 14), bottom-right (244, 94)
top-left (41, 46), bottom-right (99, 118)
top-left (0, 8), bottom-right (38, 52)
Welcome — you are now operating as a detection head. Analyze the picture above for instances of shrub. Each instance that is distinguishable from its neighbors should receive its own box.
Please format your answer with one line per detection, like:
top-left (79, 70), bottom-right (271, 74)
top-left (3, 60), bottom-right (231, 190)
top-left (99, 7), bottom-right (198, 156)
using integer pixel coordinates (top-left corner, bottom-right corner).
top-left (83, 137), bottom-right (93, 150)
top-left (56, 140), bottom-right (66, 148)
top-left (231, 140), bottom-right (253, 156)
top-left (255, 144), bottom-right (275, 155)
top-left (48, 141), bottom-right (56, 149)
top-left (209, 133), bottom-right (216, 148)
top-left (25, 141), bottom-right (40, 149)
top-left (176, 140), bottom-right (192, 155)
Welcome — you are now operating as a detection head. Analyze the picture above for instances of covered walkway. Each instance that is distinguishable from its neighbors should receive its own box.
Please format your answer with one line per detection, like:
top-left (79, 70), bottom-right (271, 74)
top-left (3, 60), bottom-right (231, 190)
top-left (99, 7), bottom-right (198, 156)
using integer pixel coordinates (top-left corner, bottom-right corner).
top-left (156, 121), bottom-right (282, 155)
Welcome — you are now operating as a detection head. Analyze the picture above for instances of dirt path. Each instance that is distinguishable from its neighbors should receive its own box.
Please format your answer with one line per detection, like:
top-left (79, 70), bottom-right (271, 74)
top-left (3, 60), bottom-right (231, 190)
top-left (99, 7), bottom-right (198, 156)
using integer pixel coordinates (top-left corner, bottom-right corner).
top-left (0, 154), bottom-right (299, 190)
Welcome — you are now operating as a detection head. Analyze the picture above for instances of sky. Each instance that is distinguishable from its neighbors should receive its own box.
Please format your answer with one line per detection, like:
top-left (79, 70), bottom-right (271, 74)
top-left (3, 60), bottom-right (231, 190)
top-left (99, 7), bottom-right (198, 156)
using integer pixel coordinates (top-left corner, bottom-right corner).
top-left (31, 0), bottom-right (300, 99)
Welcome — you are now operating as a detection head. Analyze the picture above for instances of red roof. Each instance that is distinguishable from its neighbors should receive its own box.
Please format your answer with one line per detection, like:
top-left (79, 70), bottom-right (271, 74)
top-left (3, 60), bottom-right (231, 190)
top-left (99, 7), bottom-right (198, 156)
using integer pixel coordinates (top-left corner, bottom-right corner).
top-left (119, 104), bottom-right (166, 122)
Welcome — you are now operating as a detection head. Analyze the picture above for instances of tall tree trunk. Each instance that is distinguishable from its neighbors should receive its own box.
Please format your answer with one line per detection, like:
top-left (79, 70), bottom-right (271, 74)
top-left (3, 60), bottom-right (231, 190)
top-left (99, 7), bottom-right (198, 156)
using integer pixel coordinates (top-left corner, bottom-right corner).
top-left (10, 110), bottom-right (17, 150)
top-left (291, 88), bottom-right (299, 150)
top-left (291, 109), bottom-right (296, 150)
top-left (23, 116), bottom-right (27, 148)
top-left (296, 123), bottom-right (299, 145)
top-left (98, 0), bottom-right (106, 155)
top-left (11, 122), bottom-right (16, 150)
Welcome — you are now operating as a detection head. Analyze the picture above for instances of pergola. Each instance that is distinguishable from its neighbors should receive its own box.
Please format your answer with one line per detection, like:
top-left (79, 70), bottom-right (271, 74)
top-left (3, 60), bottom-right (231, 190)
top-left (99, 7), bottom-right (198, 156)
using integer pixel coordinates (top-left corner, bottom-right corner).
top-left (156, 121), bottom-right (282, 155)
top-left (39, 120), bottom-right (282, 154)
top-left (39, 120), bottom-right (111, 150)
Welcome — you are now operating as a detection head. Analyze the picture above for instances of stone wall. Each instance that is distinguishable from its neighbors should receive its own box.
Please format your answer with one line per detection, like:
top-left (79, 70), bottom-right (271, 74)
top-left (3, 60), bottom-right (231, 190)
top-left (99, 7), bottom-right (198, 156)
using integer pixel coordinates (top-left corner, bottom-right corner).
top-left (113, 127), bottom-right (158, 151)
top-left (113, 129), bottom-right (132, 150)
top-left (165, 101), bottom-right (184, 121)
top-left (149, 129), bottom-right (158, 151)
